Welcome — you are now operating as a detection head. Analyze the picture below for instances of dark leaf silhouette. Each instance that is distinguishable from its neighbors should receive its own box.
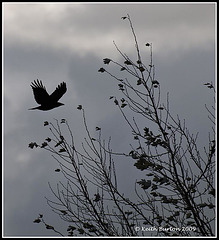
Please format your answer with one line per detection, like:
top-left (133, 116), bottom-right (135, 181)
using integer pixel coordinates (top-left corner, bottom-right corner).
top-left (60, 210), bottom-right (67, 215)
top-left (139, 66), bottom-right (145, 72)
top-left (41, 142), bottom-right (48, 148)
top-left (121, 103), bottom-right (127, 108)
top-left (118, 84), bottom-right (124, 91)
top-left (77, 105), bottom-right (82, 110)
top-left (94, 193), bottom-right (101, 202)
top-left (120, 67), bottom-right (126, 71)
top-left (55, 140), bottom-right (64, 147)
top-left (59, 148), bottom-right (66, 153)
top-left (137, 179), bottom-right (151, 190)
top-left (44, 121), bottom-right (49, 126)
top-left (114, 99), bottom-right (119, 105)
top-left (103, 58), bottom-right (111, 64)
top-left (29, 79), bottom-right (67, 111)
top-left (28, 142), bottom-right (38, 149)
top-left (98, 67), bottom-right (106, 73)
top-left (78, 228), bottom-right (85, 234)
top-left (137, 79), bottom-right (142, 85)
top-left (152, 80), bottom-right (159, 85)
top-left (45, 224), bottom-right (54, 230)
top-left (67, 225), bottom-right (76, 232)
top-left (124, 60), bottom-right (132, 65)
top-left (61, 119), bottom-right (66, 123)
top-left (33, 218), bottom-right (41, 223)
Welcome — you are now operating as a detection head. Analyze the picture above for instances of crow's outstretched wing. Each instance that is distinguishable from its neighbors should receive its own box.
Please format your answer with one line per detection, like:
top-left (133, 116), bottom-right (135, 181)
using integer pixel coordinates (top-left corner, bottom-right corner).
top-left (49, 82), bottom-right (67, 102)
top-left (31, 79), bottom-right (50, 105)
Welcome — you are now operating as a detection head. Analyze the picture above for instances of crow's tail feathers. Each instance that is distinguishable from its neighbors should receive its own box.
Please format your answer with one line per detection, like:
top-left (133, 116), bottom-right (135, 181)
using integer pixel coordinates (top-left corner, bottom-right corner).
top-left (28, 107), bottom-right (39, 110)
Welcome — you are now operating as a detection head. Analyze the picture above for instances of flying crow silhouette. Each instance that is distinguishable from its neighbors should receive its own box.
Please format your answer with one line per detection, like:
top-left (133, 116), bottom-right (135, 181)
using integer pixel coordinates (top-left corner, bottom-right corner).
top-left (29, 79), bottom-right (67, 110)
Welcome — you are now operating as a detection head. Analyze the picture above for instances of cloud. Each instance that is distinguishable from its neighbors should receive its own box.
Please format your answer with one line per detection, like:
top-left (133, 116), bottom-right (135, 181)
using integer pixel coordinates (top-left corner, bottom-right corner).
top-left (4, 3), bottom-right (215, 59)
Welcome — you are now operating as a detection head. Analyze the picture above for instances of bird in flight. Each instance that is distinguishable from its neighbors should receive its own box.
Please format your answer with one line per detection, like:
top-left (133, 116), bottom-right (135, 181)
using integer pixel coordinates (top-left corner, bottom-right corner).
top-left (29, 79), bottom-right (67, 110)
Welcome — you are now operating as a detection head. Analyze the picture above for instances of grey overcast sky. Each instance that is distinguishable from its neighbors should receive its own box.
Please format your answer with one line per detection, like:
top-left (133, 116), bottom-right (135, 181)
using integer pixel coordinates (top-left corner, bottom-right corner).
top-left (3, 2), bottom-right (215, 237)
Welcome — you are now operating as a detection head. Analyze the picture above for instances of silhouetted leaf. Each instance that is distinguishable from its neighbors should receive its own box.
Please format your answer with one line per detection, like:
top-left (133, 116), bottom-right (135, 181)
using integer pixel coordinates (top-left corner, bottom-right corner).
top-left (96, 127), bottom-right (101, 131)
top-left (134, 158), bottom-right (154, 170)
top-left (78, 228), bottom-right (85, 234)
top-left (186, 212), bottom-right (192, 219)
top-left (33, 218), bottom-right (41, 223)
top-left (121, 103), bottom-right (127, 108)
top-left (137, 179), bottom-right (151, 190)
top-left (209, 188), bottom-right (215, 196)
top-left (145, 43), bottom-right (150, 46)
top-left (124, 60), bottom-right (132, 65)
top-left (103, 58), bottom-right (111, 64)
top-left (139, 66), bottom-right (145, 72)
top-left (120, 67), bottom-right (126, 71)
top-left (59, 148), bottom-right (66, 153)
top-left (151, 184), bottom-right (158, 191)
top-left (28, 142), bottom-right (38, 149)
top-left (41, 142), bottom-right (48, 148)
top-left (208, 203), bottom-right (215, 209)
top-left (198, 203), bottom-right (208, 208)
top-left (114, 99), bottom-right (119, 105)
top-left (77, 105), bottom-right (82, 110)
top-left (45, 224), bottom-right (54, 230)
top-left (121, 16), bottom-right (127, 20)
top-left (67, 225), bottom-right (76, 232)
top-left (146, 173), bottom-right (154, 177)
top-left (45, 137), bottom-right (51, 142)
top-left (55, 140), bottom-right (64, 147)
top-left (137, 79), bottom-right (142, 85)
top-left (152, 80), bottom-right (159, 85)
top-left (94, 193), bottom-right (101, 202)
top-left (44, 121), bottom-right (49, 126)
top-left (130, 151), bottom-right (139, 160)
top-left (125, 211), bottom-right (133, 216)
top-left (55, 168), bottom-right (61, 172)
top-left (204, 82), bottom-right (214, 89)
top-left (150, 192), bottom-right (158, 197)
top-left (118, 83), bottom-right (124, 91)
top-left (98, 67), bottom-right (105, 73)
top-left (60, 210), bottom-right (67, 215)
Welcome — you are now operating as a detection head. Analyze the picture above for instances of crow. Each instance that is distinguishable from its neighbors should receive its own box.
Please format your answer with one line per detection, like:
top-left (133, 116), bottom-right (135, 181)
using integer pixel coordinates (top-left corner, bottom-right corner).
top-left (29, 79), bottom-right (67, 110)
